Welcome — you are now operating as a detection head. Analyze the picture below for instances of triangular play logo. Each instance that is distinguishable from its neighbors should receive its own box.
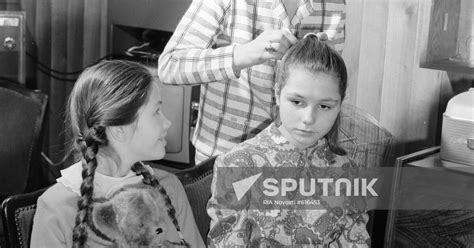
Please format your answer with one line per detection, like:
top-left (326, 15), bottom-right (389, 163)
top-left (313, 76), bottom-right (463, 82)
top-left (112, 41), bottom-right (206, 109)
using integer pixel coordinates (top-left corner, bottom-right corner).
top-left (232, 173), bottom-right (262, 201)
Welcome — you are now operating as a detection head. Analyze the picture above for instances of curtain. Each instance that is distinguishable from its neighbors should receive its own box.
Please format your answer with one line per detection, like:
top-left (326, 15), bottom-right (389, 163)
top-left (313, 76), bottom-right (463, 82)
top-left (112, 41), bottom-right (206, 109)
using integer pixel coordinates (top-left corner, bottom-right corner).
top-left (3, 0), bottom-right (107, 166)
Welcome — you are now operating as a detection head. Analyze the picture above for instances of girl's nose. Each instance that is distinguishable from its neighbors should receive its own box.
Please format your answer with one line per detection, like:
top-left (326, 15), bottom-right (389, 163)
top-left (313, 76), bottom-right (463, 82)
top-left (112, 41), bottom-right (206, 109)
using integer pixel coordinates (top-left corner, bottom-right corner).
top-left (164, 116), bottom-right (172, 131)
top-left (161, 113), bottom-right (172, 131)
top-left (301, 107), bottom-right (316, 125)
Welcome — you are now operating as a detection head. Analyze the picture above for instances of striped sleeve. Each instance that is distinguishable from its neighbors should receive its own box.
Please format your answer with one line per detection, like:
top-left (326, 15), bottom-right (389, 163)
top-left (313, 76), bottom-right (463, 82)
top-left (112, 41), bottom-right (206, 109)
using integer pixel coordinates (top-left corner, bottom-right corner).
top-left (303, 0), bottom-right (346, 54)
top-left (330, 1), bottom-right (346, 53)
top-left (158, 0), bottom-right (239, 85)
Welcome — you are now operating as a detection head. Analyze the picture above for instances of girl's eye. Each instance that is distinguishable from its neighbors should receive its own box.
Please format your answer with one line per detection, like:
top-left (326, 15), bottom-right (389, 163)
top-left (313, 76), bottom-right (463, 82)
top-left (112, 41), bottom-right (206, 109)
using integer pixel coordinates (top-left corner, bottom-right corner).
top-left (320, 104), bottom-right (332, 110)
top-left (291, 100), bottom-right (302, 106)
top-left (155, 227), bottom-right (163, 235)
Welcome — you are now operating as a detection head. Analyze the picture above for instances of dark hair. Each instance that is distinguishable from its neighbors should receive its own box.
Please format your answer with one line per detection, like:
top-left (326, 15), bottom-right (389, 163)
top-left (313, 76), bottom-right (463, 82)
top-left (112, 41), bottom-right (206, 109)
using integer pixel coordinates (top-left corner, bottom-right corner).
top-left (275, 35), bottom-right (348, 155)
top-left (66, 60), bottom-right (184, 247)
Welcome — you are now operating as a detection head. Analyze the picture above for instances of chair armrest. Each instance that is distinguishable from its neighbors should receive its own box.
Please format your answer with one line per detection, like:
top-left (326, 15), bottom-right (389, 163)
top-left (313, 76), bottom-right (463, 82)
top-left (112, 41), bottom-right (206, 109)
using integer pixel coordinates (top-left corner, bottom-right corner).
top-left (1, 187), bottom-right (49, 248)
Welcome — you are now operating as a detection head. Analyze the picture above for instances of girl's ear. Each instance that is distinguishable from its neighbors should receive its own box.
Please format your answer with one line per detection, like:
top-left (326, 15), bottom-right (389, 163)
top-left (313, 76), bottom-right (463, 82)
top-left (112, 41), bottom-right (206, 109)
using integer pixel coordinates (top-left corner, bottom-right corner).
top-left (107, 126), bottom-right (129, 142)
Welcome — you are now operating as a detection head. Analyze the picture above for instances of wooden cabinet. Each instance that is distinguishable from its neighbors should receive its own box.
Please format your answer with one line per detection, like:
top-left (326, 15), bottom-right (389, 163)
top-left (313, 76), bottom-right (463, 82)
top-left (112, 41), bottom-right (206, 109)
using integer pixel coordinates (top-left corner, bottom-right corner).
top-left (422, 0), bottom-right (474, 73)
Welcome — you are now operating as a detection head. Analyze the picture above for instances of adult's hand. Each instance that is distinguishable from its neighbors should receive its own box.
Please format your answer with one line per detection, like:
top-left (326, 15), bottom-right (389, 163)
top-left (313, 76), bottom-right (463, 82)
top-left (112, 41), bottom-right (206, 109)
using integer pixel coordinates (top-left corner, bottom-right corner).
top-left (233, 28), bottom-right (297, 72)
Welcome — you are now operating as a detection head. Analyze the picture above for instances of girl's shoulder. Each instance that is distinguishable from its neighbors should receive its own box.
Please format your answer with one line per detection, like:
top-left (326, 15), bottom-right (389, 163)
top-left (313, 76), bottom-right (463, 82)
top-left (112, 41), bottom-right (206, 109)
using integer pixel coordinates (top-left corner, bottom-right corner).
top-left (37, 182), bottom-right (78, 214)
top-left (149, 168), bottom-right (189, 205)
top-left (151, 167), bottom-right (179, 181)
top-left (216, 125), bottom-right (276, 167)
top-left (150, 168), bottom-right (183, 190)
top-left (328, 152), bottom-right (354, 168)
top-left (333, 153), bottom-right (360, 168)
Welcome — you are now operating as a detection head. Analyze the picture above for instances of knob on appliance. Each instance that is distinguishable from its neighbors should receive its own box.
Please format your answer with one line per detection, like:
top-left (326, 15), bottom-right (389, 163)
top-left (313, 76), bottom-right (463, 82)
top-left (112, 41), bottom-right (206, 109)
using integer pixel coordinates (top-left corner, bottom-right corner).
top-left (2, 36), bottom-right (15, 50)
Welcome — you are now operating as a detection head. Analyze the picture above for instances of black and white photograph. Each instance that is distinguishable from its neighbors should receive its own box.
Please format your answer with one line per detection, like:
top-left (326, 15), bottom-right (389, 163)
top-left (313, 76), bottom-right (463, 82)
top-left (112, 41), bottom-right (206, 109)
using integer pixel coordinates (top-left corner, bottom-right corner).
top-left (0, 0), bottom-right (473, 247)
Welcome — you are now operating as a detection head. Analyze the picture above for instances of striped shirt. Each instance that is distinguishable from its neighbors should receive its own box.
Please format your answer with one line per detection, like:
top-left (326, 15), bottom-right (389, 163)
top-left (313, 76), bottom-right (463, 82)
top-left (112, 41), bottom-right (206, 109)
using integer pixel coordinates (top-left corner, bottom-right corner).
top-left (158, 0), bottom-right (346, 164)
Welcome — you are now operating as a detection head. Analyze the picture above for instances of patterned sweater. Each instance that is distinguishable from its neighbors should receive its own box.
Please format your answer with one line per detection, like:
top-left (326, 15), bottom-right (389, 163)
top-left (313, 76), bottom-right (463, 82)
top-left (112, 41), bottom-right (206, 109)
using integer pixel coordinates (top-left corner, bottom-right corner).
top-left (207, 123), bottom-right (370, 247)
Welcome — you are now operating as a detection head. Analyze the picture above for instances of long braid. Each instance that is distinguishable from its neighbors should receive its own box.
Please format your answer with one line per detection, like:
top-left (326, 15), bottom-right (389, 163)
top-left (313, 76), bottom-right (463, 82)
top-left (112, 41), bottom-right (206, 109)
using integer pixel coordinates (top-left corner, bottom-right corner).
top-left (131, 162), bottom-right (187, 246)
top-left (72, 126), bottom-right (107, 247)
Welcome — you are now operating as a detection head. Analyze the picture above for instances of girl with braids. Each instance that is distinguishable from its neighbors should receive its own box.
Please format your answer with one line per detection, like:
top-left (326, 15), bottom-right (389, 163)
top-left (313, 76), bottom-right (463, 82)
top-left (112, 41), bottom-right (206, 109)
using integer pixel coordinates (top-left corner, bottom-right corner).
top-left (207, 34), bottom-right (370, 247)
top-left (31, 60), bottom-right (204, 247)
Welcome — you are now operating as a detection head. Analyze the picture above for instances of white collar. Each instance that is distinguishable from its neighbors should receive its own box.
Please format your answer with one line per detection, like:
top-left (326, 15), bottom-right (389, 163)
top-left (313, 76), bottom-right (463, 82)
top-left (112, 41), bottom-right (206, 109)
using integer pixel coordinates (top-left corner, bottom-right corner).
top-left (57, 161), bottom-right (154, 198)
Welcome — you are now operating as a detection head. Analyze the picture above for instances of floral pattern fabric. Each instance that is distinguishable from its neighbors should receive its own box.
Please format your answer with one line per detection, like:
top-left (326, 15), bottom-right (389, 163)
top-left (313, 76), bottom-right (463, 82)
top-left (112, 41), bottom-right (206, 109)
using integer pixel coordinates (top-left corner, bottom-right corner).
top-left (207, 123), bottom-right (370, 247)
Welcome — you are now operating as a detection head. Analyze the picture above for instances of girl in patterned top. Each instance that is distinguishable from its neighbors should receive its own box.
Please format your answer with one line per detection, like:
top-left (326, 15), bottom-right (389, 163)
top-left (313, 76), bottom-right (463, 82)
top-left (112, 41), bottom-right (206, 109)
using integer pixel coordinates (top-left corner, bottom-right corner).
top-left (206, 34), bottom-right (370, 247)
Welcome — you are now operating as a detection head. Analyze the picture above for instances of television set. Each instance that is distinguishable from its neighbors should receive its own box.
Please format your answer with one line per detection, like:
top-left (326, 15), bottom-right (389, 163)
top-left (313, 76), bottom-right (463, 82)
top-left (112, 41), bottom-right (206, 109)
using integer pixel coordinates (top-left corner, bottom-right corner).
top-left (107, 0), bottom-right (198, 168)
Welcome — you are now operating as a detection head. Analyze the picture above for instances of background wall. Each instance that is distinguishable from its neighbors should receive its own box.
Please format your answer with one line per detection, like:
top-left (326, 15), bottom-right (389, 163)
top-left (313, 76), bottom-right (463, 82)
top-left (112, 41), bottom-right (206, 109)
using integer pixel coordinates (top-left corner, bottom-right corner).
top-left (1, 0), bottom-right (473, 164)
top-left (343, 0), bottom-right (473, 161)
